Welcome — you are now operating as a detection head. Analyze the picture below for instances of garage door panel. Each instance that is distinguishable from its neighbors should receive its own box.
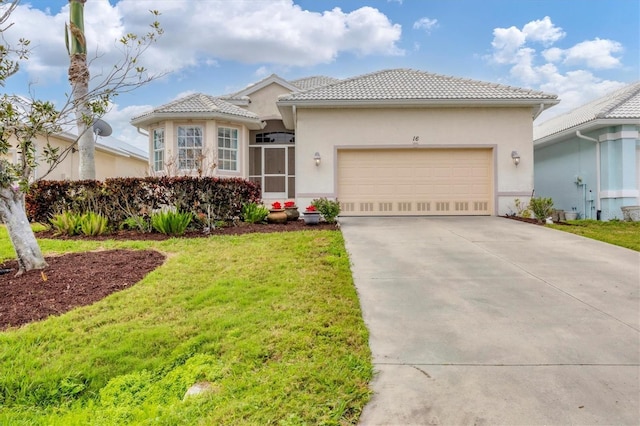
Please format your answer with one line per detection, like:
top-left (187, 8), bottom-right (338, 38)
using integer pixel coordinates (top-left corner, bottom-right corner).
top-left (433, 168), bottom-right (452, 177)
top-left (338, 148), bottom-right (493, 216)
top-left (452, 168), bottom-right (472, 177)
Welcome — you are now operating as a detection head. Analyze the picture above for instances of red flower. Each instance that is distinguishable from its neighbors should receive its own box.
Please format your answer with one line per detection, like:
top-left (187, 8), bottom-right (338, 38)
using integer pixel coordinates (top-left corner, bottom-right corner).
top-left (271, 201), bottom-right (282, 210)
top-left (284, 201), bottom-right (296, 208)
top-left (305, 205), bottom-right (316, 212)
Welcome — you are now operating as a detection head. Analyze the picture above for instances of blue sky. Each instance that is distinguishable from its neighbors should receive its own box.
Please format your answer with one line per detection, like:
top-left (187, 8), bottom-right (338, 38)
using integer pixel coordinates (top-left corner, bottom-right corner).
top-left (2, 0), bottom-right (638, 151)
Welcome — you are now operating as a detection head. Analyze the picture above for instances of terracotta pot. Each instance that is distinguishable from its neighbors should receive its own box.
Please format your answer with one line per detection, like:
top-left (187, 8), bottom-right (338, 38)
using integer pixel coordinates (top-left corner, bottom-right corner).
top-left (285, 207), bottom-right (300, 221)
top-left (267, 209), bottom-right (288, 224)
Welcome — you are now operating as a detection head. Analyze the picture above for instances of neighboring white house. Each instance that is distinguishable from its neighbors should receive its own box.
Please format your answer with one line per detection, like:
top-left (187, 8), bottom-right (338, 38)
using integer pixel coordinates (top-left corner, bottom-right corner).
top-left (132, 68), bottom-right (558, 216)
top-left (534, 82), bottom-right (640, 220)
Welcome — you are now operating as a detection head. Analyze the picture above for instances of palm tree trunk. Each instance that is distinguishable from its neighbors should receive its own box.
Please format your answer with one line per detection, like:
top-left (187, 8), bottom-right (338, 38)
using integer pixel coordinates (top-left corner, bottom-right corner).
top-left (68, 0), bottom-right (94, 180)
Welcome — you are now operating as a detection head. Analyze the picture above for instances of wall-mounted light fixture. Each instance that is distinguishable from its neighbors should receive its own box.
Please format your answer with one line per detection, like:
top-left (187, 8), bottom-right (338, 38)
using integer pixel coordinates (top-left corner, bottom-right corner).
top-left (314, 152), bottom-right (321, 166)
top-left (511, 150), bottom-right (520, 167)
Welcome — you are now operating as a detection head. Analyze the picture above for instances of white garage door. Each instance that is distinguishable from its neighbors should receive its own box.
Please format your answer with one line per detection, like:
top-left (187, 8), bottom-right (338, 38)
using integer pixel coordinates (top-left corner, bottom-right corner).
top-left (338, 148), bottom-right (493, 216)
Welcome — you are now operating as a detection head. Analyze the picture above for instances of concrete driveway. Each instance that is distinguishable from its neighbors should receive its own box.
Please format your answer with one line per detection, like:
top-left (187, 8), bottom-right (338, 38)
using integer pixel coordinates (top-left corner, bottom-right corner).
top-left (339, 216), bottom-right (640, 426)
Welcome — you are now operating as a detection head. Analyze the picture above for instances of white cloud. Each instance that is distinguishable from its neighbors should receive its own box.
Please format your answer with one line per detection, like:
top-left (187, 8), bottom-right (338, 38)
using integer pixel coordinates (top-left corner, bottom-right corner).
top-left (413, 17), bottom-right (438, 33)
top-left (102, 103), bottom-right (152, 152)
top-left (562, 38), bottom-right (623, 69)
top-left (536, 70), bottom-right (627, 120)
top-left (7, 0), bottom-right (403, 85)
top-left (541, 47), bottom-right (564, 63)
top-left (541, 39), bottom-right (623, 69)
top-left (522, 16), bottom-right (565, 46)
top-left (509, 48), bottom-right (539, 84)
top-left (491, 26), bottom-right (526, 64)
top-left (255, 66), bottom-right (271, 78)
top-left (489, 16), bottom-right (628, 120)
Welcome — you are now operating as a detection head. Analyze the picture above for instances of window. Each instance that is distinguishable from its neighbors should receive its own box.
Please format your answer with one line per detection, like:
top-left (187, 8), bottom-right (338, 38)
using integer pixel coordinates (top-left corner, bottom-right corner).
top-left (255, 131), bottom-right (294, 144)
top-left (177, 126), bottom-right (203, 170)
top-left (218, 127), bottom-right (238, 171)
top-left (152, 128), bottom-right (164, 172)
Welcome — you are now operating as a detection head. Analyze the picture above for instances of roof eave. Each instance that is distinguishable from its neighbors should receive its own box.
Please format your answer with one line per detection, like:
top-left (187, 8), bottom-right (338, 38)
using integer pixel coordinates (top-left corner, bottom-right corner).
top-left (130, 111), bottom-right (264, 130)
top-left (276, 98), bottom-right (559, 108)
top-left (278, 104), bottom-right (295, 130)
top-left (232, 74), bottom-right (299, 98)
top-left (534, 118), bottom-right (638, 148)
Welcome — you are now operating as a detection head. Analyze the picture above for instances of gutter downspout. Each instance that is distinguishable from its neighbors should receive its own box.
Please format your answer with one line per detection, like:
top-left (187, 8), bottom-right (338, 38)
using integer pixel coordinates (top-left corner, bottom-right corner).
top-left (576, 130), bottom-right (601, 218)
top-left (137, 127), bottom-right (149, 137)
top-left (292, 105), bottom-right (297, 128)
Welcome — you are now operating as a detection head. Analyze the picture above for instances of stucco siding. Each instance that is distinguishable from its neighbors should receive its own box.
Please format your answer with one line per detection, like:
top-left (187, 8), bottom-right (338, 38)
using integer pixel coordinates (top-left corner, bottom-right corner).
top-left (294, 106), bottom-right (534, 215)
top-left (534, 137), bottom-right (598, 219)
top-left (535, 125), bottom-right (640, 220)
top-left (150, 119), bottom-right (249, 177)
top-left (245, 83), bottom-right (290, 119)
top-left (13, 134), bottom-right (148, 181)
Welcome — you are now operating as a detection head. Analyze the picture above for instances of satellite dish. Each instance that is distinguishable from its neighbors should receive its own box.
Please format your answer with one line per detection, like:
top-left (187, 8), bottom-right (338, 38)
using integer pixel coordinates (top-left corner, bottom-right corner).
top-left (92, 118), bottom-right (112, 137)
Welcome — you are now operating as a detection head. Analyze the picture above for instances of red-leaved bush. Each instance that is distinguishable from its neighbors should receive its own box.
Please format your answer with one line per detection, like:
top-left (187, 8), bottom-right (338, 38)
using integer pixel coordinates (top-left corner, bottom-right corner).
top-left (26, 177), bottom-right (262, 227)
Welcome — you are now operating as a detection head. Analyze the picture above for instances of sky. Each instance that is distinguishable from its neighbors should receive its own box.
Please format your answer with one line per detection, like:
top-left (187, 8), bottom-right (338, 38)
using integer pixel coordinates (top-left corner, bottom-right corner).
top-left (2, 0), bottom-right (638, 153)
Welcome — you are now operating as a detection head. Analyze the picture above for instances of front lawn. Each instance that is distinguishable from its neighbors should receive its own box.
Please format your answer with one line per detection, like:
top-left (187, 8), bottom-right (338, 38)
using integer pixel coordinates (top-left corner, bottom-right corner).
top-left (548, 219), bottom-right (640, 251)
top-left (0, 227), bottom-right (372, 424)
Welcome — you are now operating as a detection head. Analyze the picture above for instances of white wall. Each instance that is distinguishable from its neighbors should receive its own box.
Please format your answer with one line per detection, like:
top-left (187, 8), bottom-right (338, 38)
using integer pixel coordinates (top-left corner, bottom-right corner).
top-left (294, 106), bottom-right (534, 215)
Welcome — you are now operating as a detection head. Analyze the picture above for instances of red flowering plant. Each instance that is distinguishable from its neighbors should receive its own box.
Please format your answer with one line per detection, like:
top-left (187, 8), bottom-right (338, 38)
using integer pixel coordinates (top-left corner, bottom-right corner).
top-left (305, 205), bottom-right (317, 212)
top-left (271, 201), bottom-right (282, 210)
top-left (284, 200), bottom-right (296, 208)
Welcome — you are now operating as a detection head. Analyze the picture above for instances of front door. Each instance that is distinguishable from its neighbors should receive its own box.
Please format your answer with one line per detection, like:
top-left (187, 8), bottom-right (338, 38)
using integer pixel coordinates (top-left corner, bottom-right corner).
top-left (249, 144), bottom-right (295, 200)
top-left (264, 146), bottom-right (287, 199)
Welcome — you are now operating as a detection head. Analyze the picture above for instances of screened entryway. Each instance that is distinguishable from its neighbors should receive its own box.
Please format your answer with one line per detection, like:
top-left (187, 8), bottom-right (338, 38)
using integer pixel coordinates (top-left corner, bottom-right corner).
top-left (249, 122), bottom-right (295, 199)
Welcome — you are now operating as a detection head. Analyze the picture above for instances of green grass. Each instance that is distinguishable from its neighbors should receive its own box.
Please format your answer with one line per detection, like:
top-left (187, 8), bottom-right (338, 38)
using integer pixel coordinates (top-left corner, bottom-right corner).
top-left (0, 226), bottom-right (372, 424)
top-left (548, 219), bottom-right (640, 251)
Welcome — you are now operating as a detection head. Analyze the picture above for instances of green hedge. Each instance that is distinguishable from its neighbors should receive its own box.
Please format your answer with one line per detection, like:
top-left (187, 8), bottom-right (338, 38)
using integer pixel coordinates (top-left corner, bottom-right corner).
top-left (26, 177), bottom-right (261, 227)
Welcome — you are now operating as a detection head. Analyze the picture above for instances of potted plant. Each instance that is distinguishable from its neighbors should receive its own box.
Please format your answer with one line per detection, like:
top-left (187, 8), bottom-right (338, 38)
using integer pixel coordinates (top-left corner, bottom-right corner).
top-left (267, 201), bottom-right (287, 224)
top-left (302, 205), bottom-right (320, 225)
top-left (284, 200), bottom-right (299, 221)
top-left (311, 198), bottom-right (341, 224)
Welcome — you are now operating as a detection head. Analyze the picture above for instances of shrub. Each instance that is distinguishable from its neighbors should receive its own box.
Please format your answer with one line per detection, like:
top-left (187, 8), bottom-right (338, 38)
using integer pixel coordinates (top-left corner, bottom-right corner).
top-left (529, 197), bottom-right (554, 222)
top-left (311, 198), bottom-right (341, 224)
top-left (514, 198), bottom-right (532, 218)
top-left (151, 210), bottom-right (192, 236)
top-left (79, 212), bottom-right (109, 236)
top-left (120, 215), bottom-right (152, 233)
top-left (26, 177), bottom-right (262, 229)
top-left (242, 203), bottom-right (270, 224)
top-left (49, 211), bottom-right (82, 236)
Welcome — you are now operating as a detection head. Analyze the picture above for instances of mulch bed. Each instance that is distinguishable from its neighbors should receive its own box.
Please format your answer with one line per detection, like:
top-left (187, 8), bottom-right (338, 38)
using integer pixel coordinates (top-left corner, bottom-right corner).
top-left (503, 215), bottom-right (576, 225)
top-left (0, 220), bottom-right (337, 331)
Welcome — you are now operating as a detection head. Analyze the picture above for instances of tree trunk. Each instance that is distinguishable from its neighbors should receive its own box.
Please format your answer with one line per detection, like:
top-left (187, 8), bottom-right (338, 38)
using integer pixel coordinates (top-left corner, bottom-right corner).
top-left (71, 54), bottom-right (94, 180)
top-left (68, 0), bottom-right (94, 180)
top-left (0, 186), bottom-right (47, 276)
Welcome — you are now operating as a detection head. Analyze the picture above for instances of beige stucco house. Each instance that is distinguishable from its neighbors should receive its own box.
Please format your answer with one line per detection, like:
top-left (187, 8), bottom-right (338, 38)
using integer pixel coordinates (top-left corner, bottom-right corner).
top-left (131, 69), bottom-right (558, 216)
top-left (4, 131), bottom-right (148, 181)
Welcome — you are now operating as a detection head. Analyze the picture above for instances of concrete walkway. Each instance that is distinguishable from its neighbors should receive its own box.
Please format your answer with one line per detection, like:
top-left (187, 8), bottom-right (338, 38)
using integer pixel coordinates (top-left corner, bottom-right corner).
top-left (339, 216), bottom-right (640, 426)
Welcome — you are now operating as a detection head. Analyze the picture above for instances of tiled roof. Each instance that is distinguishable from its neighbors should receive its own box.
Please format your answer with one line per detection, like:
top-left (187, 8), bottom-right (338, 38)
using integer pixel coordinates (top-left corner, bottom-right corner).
top-left (534, 81), bottom-right (640, 140)
top-left (132, 93), bottom-right (259, 121)
top-left (279, 69), bottom-right (558, 102)
top-left (289, 76), bottom-right (341, 91)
